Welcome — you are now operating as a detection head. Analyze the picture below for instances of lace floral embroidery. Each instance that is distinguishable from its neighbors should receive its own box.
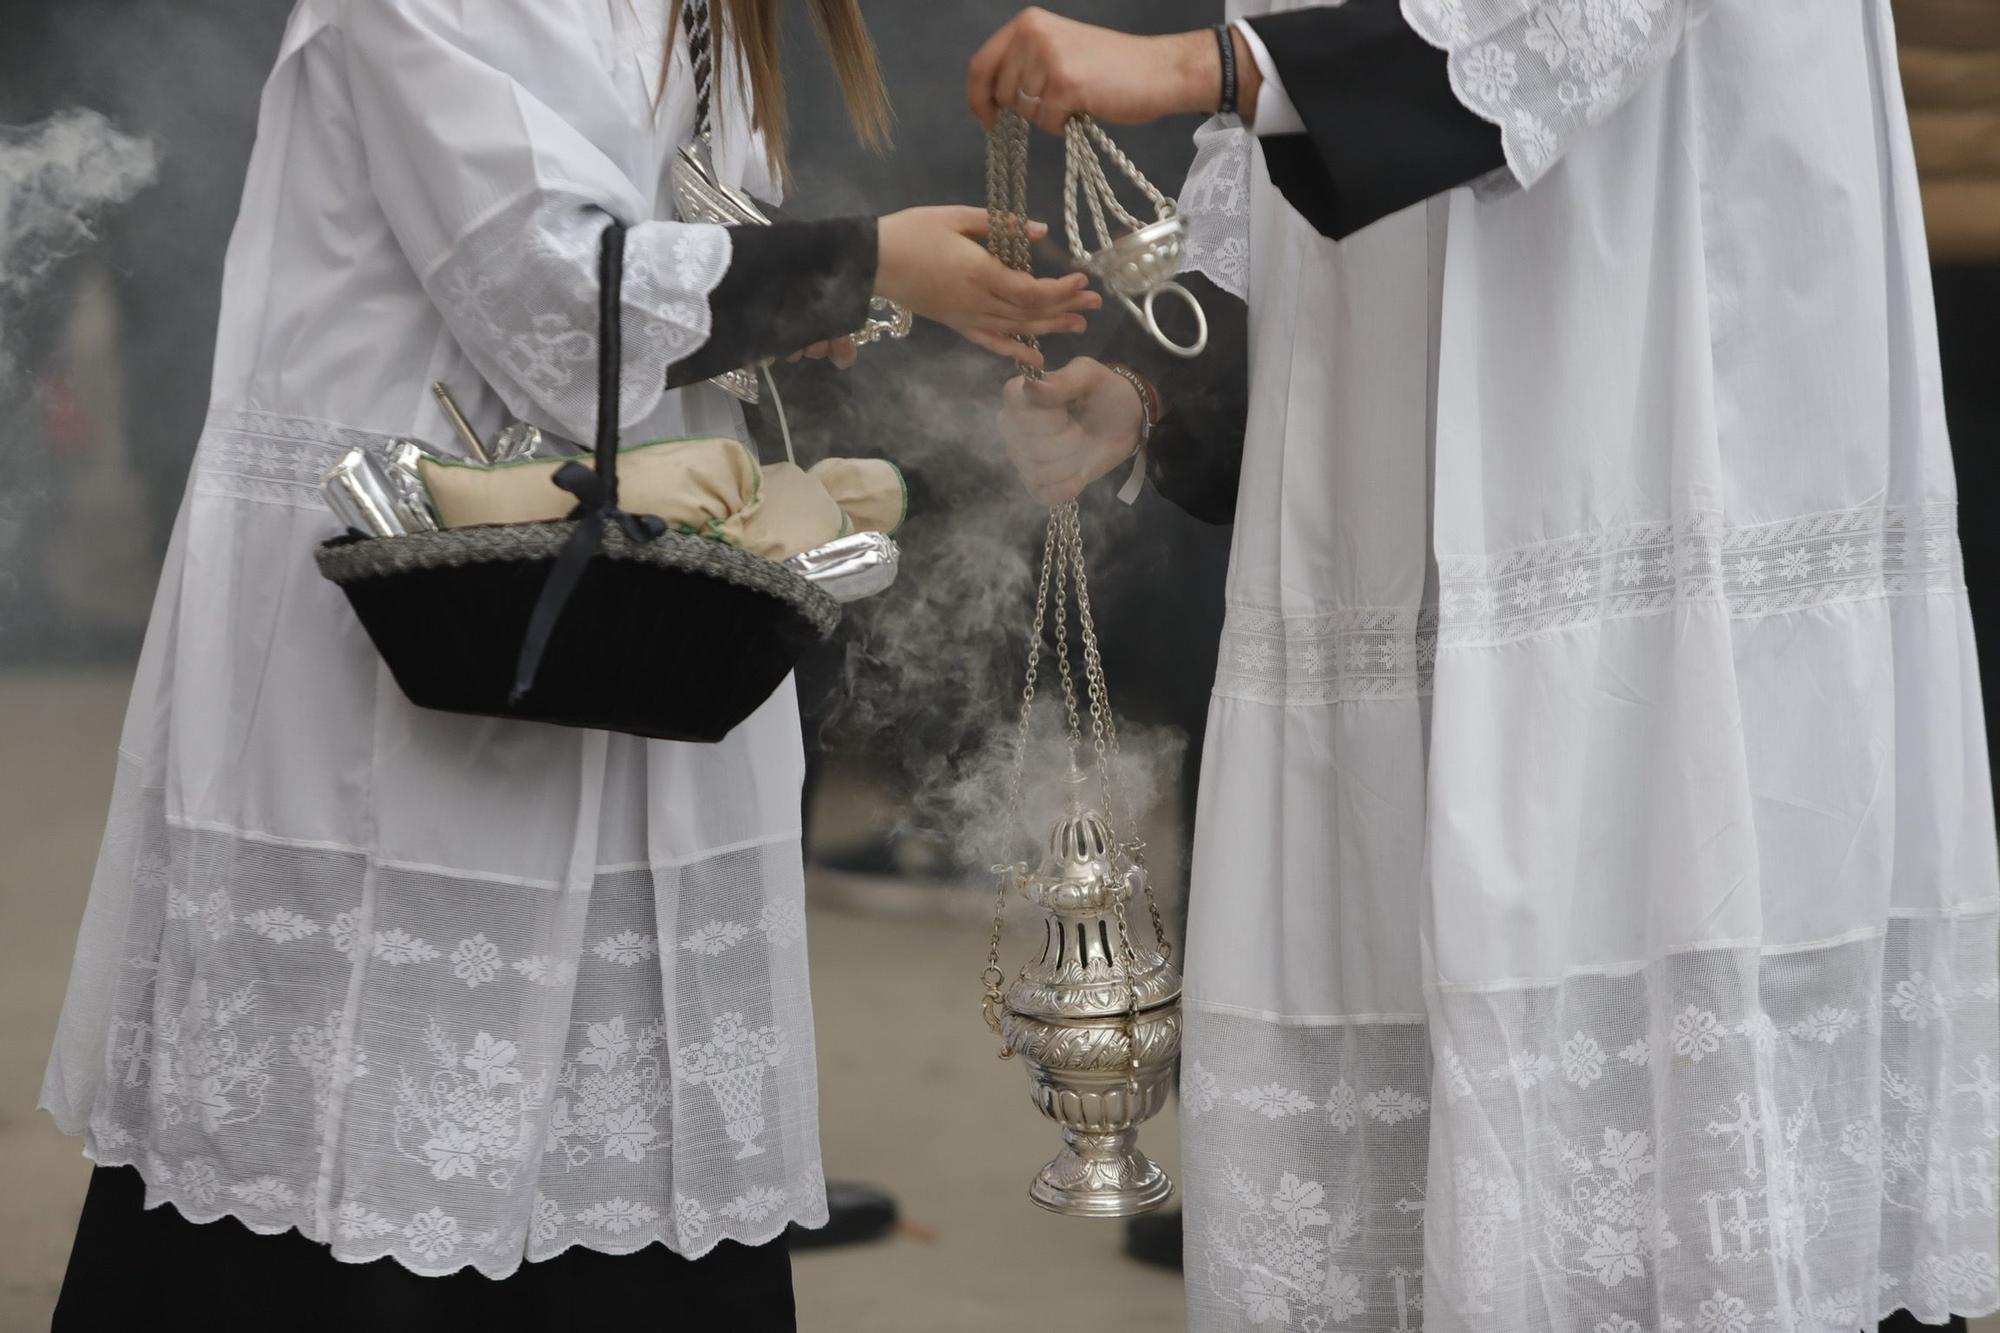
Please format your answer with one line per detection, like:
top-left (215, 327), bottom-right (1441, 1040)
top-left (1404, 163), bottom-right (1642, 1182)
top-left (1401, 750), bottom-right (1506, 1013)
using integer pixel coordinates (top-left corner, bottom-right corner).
top-left (151, 876), bottom-right (808, 1006)
top-left (427, 194), bottom-right (729, 441)
top-left (113, 980), bottom-right (275, 1134)
top-left (1182, 917), bottom-right (2000, 1332)
top-left (394, 1025), bottom-right (543, 1189)
top-left (546, 1017), bottom-right (669, 1168)
top-left (673, 1013), bottom-right (790, 1160)
top-left (1399, 0), bottom-right (1690, 186)
top-left (1176, 117), bottom-right (1253, 299)
top-left (63, 741), bottom-right (824, 1278)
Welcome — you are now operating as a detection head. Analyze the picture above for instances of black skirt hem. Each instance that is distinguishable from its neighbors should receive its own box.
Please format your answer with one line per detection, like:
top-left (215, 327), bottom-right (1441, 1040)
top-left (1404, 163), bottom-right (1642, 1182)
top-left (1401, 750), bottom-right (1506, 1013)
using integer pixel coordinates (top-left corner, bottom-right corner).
top-left (54, 1165), bottom-right (797, 1332)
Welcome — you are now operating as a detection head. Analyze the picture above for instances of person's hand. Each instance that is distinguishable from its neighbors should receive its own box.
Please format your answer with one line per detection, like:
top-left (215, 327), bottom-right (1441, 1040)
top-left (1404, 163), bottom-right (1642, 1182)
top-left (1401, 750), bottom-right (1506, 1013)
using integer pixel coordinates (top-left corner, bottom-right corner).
top-left (788, 336), bottom-right (858, 370)
top-left (1000, 357), bottom-right (1145, 505)
top-left (875, 206), bottom-right (1100, 368)
top-left (968, 9), bottom-right (1247, 135)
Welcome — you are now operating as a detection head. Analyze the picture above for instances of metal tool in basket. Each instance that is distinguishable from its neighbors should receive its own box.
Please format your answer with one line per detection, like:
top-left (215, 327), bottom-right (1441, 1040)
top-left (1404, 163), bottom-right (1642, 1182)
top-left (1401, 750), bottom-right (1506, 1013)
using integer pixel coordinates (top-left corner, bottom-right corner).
top-left (978, 111), bottom-right (1184, 1218)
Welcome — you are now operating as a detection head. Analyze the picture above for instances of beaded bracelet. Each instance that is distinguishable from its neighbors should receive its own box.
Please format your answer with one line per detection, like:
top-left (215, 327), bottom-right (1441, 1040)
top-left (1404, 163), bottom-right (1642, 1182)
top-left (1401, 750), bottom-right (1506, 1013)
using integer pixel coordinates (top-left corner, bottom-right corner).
top-left (1105, 361), bottom-right (1162, 505)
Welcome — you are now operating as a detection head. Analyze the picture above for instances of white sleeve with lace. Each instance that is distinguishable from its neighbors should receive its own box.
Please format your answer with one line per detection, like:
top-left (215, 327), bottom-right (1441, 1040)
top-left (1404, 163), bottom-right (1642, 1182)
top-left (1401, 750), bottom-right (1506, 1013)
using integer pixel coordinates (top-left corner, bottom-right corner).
top-left (424, 197), bottom-right (732, 443)
top-left (338, 0), bottom-right (735, 441)
top-left (1400, 0), bottom-right (1695, 186)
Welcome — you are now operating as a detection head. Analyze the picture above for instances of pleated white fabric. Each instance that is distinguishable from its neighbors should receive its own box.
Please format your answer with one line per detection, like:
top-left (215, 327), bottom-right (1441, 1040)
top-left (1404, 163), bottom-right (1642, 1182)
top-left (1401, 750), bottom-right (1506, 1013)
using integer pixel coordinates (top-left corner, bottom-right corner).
top-left (40, 0), bottom-right (829, 1277)
top-left (1175, 2), bottom-right (2000, 1328)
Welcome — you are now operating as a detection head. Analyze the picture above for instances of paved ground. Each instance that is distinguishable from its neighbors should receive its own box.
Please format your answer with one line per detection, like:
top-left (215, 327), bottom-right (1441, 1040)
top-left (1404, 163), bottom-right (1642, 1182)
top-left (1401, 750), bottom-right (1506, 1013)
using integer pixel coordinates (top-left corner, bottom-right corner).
top-left (0, 670), bottom-right (1185, 1331)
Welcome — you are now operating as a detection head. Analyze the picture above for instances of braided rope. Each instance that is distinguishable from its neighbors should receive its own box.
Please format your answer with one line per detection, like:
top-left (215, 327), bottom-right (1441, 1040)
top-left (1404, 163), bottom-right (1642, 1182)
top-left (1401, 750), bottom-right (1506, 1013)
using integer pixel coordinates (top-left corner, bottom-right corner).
top-left (1060, 118), bottom-right (1171, 264)
top-left (985, 111), bottom-right (1042, 383)
top-left (682, 0), bottom-right (714, 140)
top-left (316, 524), bottom-right (842, 636)
top-left (1084, 120), bottom-right (1169, 214)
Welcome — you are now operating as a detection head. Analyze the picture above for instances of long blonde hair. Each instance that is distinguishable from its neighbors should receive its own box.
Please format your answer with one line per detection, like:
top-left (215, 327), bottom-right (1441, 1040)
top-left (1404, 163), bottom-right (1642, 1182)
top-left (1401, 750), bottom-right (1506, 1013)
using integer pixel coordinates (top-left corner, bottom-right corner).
top-left (664, 0), bottom-right (892, 179)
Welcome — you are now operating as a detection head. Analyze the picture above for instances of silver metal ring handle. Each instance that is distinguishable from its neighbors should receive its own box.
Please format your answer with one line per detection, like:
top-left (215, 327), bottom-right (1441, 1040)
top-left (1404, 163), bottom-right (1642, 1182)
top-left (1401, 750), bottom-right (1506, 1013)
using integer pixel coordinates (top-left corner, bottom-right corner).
top-left (1138, 282), bottom-right (1207, 359)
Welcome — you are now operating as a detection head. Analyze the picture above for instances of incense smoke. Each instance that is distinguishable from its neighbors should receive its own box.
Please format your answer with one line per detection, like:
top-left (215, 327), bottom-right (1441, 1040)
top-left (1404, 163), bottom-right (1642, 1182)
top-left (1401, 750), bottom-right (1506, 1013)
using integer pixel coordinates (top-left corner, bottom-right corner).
top-left (777, 9), bottom-right (1214, 887)
top-left (0, 111), bottom-right (157, 350)
top-left (0, 110), bottom-right (158, 629)
top-left (789, 334), bottom-right (1191, 877)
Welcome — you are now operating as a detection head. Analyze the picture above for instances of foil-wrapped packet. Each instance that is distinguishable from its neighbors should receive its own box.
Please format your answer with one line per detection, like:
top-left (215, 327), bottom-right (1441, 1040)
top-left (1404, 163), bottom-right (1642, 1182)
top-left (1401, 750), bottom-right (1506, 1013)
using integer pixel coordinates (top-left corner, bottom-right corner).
top-left (381, 440), bottom-right (441, 532)
top-left (784, 531), bottom-right (900, 604)
top-left (322, 444), bottom-right (439, 537)
top-left (322, 449), bottom-right (408, 537)
top-left (492, 420), bottom-right (577, 463)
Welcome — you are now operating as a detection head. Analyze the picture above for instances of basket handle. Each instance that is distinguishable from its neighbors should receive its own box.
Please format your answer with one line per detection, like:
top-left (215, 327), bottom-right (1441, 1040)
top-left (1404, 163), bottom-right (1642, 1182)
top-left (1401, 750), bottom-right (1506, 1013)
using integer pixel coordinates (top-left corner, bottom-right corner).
top-left (592, 218), bottom-right (627, 502)
top-left (549, 219), bottom-right (650, 513)
top-left (510, 219), bottom-right (667, 704)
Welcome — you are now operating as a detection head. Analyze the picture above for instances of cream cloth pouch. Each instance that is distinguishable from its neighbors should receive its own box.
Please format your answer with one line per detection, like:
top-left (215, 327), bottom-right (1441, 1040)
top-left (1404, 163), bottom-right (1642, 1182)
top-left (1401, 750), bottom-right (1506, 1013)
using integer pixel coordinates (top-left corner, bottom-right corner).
top-left (421, 436), bottom-right (760, 531)
top-left (420, 437), bottom-right (895, 563)
top-left (806, 457), bottom-right (906, 535)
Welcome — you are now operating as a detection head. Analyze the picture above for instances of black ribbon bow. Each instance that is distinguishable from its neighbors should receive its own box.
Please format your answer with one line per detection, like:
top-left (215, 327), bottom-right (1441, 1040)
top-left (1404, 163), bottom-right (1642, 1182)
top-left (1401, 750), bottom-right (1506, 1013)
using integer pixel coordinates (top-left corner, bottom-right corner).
top-left (508, 461), bottom-right (667, 704)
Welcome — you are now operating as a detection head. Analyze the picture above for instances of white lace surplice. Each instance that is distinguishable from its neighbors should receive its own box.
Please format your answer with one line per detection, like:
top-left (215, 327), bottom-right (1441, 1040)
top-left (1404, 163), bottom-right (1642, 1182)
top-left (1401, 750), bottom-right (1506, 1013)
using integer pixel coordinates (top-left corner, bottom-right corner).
top-left (1175, 2), bottom-right (2000, 1329)
top-left (40, 0), bottom-right (830, 1277)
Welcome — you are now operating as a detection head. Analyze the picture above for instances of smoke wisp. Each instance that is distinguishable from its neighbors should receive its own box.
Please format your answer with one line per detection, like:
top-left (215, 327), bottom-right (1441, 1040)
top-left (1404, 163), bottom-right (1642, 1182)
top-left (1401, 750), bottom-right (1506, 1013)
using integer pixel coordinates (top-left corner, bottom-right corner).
top-left (795, 333), bottom-right (1188, 876)
top-left (0, 109), bottom-right (158, 632)
top-left (0, 110), bottom-right (157, 339)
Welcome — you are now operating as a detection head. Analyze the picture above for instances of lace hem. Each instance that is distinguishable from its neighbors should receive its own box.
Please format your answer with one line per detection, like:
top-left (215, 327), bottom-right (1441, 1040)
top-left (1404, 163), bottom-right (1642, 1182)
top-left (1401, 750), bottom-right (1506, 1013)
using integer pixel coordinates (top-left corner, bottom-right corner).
top-left (1399, 0), bottom-right (1692, 187)
top-left (1176, 116), bottom-right (1253, 299)
top-left (45, 759), bottom-right (826, 1280)
top-left (76, 1144), bottom-right (828, 1277)
top-left (1183, 910), bottom-right (2000, 1331)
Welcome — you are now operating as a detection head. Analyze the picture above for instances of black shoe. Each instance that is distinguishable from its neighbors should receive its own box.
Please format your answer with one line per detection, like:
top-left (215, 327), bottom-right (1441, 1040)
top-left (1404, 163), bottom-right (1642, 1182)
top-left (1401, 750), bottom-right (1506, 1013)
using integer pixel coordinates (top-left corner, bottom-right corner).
top-left (786, 1181), bottom-right (899, 1250)
top-left (1123, 1207), bottom-right (1183, 1271)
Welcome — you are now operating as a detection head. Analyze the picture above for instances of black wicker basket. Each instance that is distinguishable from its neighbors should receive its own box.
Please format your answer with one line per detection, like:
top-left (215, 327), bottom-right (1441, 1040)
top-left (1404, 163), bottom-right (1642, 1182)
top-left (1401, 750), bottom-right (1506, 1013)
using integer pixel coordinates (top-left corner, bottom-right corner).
top-left (315, 221), bottom-right (839, 743)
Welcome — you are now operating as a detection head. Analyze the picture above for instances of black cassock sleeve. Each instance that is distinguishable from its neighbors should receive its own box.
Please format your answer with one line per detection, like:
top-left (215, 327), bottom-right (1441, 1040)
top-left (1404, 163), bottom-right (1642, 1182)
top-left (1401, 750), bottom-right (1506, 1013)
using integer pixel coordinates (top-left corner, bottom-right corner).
top-left (1103, 271), bottom-right (1250, 527)
top-left (1098, 2), bottom-right (1507, 523)
top-left (667, 216), bottom-right (878, 389)
top-left (1245, 0), bottom-right (1505, 241)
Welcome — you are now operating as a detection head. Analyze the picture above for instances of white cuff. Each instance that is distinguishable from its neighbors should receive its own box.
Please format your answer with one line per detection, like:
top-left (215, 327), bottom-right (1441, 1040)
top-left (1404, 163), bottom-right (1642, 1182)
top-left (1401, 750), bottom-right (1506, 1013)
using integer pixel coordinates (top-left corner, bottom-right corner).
top-left (1231, 19), bottom-right (1303, 137)
top-left (1116, 438), bottom-right (1148, 505)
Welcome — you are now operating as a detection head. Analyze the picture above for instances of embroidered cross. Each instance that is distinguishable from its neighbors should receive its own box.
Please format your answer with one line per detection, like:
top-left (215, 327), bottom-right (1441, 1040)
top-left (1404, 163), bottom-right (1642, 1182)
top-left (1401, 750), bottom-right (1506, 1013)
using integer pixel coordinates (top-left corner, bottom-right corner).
top-left (1706, 1092), bottom-right (1767, 1178)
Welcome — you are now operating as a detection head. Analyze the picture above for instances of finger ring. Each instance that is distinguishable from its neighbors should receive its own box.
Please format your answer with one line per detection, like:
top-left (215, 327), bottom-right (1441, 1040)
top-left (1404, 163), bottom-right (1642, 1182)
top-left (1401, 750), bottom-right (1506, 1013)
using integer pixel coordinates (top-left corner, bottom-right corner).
top-left (1016, 91), bottom-right (1042, 111)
